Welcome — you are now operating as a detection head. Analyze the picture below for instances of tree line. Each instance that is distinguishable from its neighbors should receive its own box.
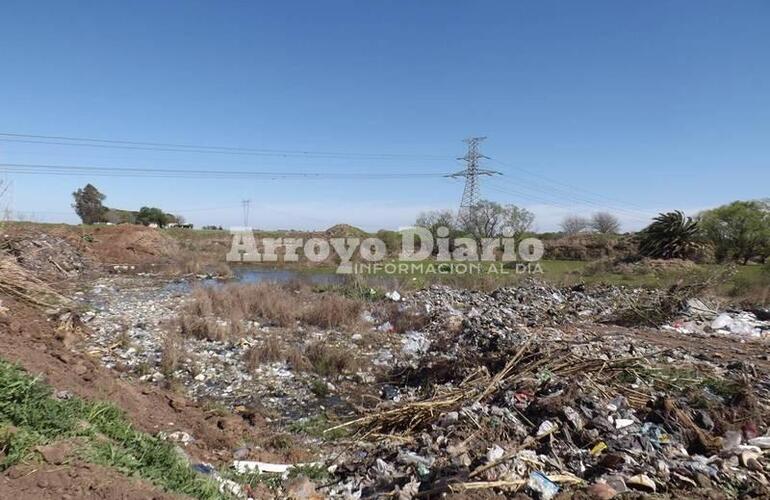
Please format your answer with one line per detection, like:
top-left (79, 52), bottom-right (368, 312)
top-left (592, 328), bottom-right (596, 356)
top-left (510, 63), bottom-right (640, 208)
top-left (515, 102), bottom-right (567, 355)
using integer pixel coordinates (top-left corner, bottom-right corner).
top-left (418, 198), bottom-right (769, 265)
top-left (72, 184), bottom-right (185, 228)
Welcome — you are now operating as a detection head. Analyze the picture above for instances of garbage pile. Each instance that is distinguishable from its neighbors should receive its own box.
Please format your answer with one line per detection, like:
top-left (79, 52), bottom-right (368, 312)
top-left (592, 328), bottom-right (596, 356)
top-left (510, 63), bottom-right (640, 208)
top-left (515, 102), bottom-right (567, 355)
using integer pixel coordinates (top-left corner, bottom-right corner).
top-left (665, 299), bottom-right (770, 338)
top-left (321, 287), bottom-right (770, 499)
top-left (0, 231), bottom-right (93, 280)
top-left (326, 333), bottom-right (770, 498)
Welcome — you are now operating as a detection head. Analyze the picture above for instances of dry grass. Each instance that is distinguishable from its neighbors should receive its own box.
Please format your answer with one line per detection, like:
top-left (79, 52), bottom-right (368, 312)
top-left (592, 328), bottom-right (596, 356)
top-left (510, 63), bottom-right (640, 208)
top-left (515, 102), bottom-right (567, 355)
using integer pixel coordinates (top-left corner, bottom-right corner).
top-left (376, 303), bottom-right (430, 333)
top-left (177, 283), bottom-right (299, 340)
top-left (302, 294), bottom-right (362, 330)
top-left (286, 345), bottom-right (311, 372)
top-left (305, 341), bottom-right (359, 377)
top-left (0, 256), bottom-right (72, 311)
top-left (244, 335), bottom-right (284, 370)
top-left (159, 329), bottom-right (187, 378)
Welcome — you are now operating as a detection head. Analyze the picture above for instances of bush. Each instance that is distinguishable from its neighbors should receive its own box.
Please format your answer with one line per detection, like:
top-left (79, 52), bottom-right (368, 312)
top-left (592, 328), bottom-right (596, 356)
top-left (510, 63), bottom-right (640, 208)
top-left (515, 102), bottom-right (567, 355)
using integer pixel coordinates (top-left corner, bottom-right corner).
top-left (244, 336), bottom-right (283, 370)
top-left (699, 200), bottom-right (770, 264)
top-left (302, 294), bottom-right (362, 329)
top-left (305, 342), bottom-right (358, 377)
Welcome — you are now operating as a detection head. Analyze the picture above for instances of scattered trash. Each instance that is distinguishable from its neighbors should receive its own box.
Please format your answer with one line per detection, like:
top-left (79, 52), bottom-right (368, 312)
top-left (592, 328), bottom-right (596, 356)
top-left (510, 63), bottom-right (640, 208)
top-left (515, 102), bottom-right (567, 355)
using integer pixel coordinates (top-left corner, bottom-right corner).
top-left (233, 460), bottom-right (320, 475)
top-left (528, 471), bottom-right (559, 500)
top-left (159, 430), bottom-right (194, 446)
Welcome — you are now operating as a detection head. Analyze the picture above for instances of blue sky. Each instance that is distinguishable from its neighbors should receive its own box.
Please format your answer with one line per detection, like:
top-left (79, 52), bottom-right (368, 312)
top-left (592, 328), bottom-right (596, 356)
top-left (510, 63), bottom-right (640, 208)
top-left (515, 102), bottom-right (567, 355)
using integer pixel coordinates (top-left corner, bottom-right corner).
top-left (0, 1), bottom-right (767, 231)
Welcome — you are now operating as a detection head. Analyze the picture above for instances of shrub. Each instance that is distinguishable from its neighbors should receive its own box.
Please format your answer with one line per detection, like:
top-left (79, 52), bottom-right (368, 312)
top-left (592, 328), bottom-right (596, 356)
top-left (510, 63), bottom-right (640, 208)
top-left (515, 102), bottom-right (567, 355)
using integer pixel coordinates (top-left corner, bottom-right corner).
top-left (699, 200), bottom-right (770, 264)
top-left (305, 342), bottom-right (358, 377)
top-left (302, 294), bottom-right (362, 329)
top-left (159, 330), bottom-right (187, 378)
top-left (244, 336), bottom-right (283, 370)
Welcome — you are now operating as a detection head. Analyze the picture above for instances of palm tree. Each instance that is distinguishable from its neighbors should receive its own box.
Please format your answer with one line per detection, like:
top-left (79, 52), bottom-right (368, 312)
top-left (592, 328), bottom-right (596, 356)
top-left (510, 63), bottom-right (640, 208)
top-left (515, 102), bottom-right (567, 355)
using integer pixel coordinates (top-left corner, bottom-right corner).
top-left (638, 211), bottom-right (701, 259)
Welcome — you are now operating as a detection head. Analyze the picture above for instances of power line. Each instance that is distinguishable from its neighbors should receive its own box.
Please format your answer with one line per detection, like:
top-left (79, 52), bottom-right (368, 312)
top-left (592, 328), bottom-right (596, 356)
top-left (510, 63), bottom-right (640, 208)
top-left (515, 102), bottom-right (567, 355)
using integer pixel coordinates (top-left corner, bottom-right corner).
top-left (488, 158), bottom-right (650, 212)
top-left (0, 133), bottom-right (451, 161)
top-left (0, 163), bottom-right (449, 180)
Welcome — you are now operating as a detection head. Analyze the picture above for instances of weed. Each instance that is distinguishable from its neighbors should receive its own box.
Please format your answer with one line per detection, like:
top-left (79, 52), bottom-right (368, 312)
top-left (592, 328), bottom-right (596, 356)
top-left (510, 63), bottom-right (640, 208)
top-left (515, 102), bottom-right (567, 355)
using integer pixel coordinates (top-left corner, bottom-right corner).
top-left (159, 330), bottom-right (186, 379)
top-left (305, 341), bottom-right (358, 377)
top-left (285, 345), bottom-right (311, 372)
top-left (309, 379), bottom-right (329, 398)
top-left (244, 336), bottom-right (283, 370)
top-left (302, 294), bottom-right (362, 329)
top-left (0, 359), bottom-right (223, 498)
top-left (288, 463), bottom-right (329, 482)
top-left (268, 433), bottom-right (294, 450)
top-left (287, 414), bottom-right (348, 441)
top-left (376, 302), bottom-right (430, 333)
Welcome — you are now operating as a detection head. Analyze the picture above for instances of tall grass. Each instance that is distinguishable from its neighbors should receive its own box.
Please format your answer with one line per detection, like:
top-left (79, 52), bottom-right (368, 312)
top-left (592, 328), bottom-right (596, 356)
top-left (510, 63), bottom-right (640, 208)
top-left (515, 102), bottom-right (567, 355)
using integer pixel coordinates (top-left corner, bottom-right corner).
top-left (177, 283), bottom-right (369, 340)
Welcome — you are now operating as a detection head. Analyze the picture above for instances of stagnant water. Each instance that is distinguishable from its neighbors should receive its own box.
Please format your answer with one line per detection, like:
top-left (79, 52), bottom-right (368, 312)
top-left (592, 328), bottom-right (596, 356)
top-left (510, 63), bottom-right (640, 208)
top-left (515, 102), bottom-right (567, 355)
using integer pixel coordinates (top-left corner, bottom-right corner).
top-left (231, 266), bottom-right (347, 286)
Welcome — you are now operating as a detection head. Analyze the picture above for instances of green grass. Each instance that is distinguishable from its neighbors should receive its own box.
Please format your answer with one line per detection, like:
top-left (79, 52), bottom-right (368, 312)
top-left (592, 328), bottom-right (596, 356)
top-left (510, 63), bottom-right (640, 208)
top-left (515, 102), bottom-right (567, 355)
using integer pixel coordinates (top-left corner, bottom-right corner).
top-left (287, 414), bottom-right (348, 441)
top-left (0, 359), bottom-right (226, 499)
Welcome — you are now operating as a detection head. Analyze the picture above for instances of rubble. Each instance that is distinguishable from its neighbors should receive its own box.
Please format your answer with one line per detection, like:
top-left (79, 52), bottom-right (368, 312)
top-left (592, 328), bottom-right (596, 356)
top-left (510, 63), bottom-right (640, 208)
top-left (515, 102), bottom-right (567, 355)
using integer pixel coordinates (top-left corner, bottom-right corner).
top-left (72, 274), bottom-right (770, 498)
top-left (0, 231), bottom-right (94, 279)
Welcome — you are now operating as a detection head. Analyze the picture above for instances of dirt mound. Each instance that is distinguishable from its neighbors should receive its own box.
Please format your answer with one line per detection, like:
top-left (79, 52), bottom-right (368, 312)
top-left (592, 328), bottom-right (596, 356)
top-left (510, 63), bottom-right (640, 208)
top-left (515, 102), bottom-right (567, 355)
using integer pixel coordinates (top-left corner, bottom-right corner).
top-left (0, 230), bottom-right (95, 280)
top-left (3, 223), bottom-right (182, 270)
top-left (323, 223), bottom-right (368, 238)
top-left (0, 461), bottom-right (179, 500)
top-left (80, 225), bottom-right (181, 266)
top-left (544, 234), bottom-right (635, 261)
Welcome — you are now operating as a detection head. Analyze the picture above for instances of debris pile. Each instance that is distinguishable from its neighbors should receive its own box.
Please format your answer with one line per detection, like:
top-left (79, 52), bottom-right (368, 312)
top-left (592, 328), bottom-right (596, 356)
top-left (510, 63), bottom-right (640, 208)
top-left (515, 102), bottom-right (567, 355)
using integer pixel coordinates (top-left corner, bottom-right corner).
top-left (315, 285), bottom-right (770, 498)
top-left (0, 231), bottom-right (93, 279)
top-left (327, 327), bottom-right (770, 498)
top-left (664, 298), bottom-right (770, 338)
top-left (73, 276), bottom-right (770, 498)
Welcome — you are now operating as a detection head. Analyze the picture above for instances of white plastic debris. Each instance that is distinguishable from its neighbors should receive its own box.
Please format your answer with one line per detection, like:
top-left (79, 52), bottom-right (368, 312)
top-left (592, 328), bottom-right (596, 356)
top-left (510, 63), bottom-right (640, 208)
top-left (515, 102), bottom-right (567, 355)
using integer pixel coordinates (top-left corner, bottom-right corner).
top-left (385, 290), bottom-right (402, 302)
top-left (159, 431), bottom-right (194, 446)
top-left (615, 418), bottom-right (634, 429)
top-left (233, 460), bottom-right (320, 474)
top-left (536, 420), bottom-right (558, 437)
top-left (748, 436), bottom-right (770, 449)
top-left (711, 313), bottom-right (762, 336)
top-left (486, 445), bottom-right (505, 463)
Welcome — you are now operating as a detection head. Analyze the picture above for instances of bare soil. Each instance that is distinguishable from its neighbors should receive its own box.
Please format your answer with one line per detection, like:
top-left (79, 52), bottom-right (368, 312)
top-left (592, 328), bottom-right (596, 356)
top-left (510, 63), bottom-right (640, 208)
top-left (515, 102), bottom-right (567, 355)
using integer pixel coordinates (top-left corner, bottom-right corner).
top-left (0, 460), bottom-right (182, 500)
top-left (0, 297), bottom-right (311, 469)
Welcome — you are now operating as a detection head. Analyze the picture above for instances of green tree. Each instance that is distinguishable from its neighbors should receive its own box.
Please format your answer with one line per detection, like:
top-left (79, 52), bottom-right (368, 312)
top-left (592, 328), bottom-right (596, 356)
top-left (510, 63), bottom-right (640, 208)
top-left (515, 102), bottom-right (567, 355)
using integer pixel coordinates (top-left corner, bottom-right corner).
top-left (72, 184), bottom-right (107, 224)
top-left (698, 200), bottom-right (770, 264)
top-left (638, 211), bottom-right (701, 260)
top-left (136, 206), bottom-right (169, 227)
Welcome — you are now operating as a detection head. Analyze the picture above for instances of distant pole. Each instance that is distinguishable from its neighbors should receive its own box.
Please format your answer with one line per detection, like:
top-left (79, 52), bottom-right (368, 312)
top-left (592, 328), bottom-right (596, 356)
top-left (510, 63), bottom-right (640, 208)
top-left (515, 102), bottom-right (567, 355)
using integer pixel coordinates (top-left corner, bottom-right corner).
top-left (241, 199), bottom-right (251, 226)
top-left (445, 137), bottom-right (500, 222)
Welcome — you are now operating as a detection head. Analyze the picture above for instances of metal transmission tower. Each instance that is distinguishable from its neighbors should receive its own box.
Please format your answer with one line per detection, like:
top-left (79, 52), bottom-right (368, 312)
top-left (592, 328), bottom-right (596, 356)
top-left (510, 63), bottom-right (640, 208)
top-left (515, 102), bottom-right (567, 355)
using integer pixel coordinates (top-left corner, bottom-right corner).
top-left (241, 199), bottom-right (251, 226)
top-left (446, 137), bottom-right (500, 220)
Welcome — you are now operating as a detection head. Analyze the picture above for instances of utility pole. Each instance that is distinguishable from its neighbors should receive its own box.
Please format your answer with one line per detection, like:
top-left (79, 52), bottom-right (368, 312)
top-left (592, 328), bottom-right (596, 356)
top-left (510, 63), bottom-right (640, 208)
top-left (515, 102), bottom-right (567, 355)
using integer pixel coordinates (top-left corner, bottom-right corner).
top-left (241, 199), bottom-right (251, 227)
top-left (446, 137), bottom-right (500, 221)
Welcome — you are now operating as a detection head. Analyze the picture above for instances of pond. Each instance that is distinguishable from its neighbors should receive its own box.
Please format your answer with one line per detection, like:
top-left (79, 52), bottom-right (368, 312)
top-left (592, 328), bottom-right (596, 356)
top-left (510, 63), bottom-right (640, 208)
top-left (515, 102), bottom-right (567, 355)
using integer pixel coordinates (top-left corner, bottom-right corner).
top-left (231, 266), bottom-right (347, 286)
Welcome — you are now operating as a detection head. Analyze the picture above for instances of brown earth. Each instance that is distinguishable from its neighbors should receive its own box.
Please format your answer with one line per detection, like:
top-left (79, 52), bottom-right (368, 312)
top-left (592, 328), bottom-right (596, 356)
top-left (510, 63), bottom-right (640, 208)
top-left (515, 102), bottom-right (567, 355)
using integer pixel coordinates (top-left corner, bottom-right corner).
top-left (0, 460), bottom-right (181, 500)
top-left (0, 297), bottom-right (311, 465)
top-left (3, 223), bottom-right (182, 271)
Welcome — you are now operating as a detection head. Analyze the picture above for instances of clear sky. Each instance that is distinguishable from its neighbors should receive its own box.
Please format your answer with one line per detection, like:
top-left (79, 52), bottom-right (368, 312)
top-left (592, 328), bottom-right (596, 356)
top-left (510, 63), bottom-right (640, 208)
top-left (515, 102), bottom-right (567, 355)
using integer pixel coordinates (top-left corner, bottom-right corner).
top-left (0, 1), bottom-right (767, 232)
